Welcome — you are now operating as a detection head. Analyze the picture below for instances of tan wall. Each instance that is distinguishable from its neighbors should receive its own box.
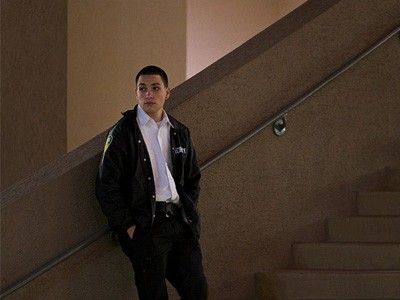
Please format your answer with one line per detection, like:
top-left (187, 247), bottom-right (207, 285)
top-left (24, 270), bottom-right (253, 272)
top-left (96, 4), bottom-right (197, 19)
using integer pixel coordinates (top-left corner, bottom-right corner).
top-left (1, 0), bottom-right (67, 190)
top-left (187, 0), bottom-right (306, 78)
top-left (67, 0), bottom-right (306, 151)
top-left (67, 0), bottom-right (187, 151)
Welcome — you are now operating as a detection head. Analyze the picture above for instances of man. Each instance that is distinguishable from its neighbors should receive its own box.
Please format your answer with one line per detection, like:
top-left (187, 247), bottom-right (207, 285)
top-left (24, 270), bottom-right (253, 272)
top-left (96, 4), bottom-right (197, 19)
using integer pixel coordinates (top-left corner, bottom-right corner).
top-left (96, 65), bottom-right (208, 300)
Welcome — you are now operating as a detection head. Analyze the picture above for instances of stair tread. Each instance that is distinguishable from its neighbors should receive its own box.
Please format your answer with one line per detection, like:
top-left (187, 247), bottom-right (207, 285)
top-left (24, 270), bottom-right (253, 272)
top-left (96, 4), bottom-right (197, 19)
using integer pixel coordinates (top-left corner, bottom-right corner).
top-left (294, 242), bottom-right (400, 245)
top-left (258, 270), bottom-right (400, 274)
top-left (256, 270), bottom-right (400, 298)
top-left (331, 216), bottom-right (400, 219)
top-left (359, 191), bottom-right (400, 194)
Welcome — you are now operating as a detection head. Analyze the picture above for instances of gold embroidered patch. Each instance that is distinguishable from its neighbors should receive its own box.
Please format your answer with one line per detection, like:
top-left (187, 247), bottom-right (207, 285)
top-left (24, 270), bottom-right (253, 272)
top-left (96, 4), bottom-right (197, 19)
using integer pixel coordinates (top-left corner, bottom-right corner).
top-left (103, 135), bottom-right (113, 154)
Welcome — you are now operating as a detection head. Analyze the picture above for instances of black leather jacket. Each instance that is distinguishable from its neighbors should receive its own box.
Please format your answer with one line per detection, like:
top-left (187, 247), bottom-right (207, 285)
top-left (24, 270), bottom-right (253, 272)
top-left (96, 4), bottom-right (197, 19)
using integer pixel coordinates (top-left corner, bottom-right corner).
top-left (95, 105), bottom-right (202, 238)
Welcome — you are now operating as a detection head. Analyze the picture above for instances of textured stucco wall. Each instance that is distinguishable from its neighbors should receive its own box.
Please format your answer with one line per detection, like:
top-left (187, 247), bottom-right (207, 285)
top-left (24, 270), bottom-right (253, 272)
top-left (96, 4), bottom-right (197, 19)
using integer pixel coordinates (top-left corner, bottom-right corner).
top-left (1, 0), bottom-right (67, 190)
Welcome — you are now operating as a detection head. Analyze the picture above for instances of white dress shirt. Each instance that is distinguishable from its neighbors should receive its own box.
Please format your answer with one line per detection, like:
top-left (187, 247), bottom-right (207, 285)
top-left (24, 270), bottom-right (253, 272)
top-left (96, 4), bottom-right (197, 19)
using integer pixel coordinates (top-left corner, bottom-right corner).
top-left (136, 105), bottom-right (179, 204)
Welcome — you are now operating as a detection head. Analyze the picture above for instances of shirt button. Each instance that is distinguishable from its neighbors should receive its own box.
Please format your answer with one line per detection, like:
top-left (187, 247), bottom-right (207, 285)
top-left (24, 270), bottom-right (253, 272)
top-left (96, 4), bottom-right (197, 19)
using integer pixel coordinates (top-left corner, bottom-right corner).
top-left (152, 195), bottom-right (156, 199)
top-left (148, 177), bottom-right (151, 180)
top-left (144, 158), bottom-right (147, 162)
top-left (138, 139), bottom-right (141, 143)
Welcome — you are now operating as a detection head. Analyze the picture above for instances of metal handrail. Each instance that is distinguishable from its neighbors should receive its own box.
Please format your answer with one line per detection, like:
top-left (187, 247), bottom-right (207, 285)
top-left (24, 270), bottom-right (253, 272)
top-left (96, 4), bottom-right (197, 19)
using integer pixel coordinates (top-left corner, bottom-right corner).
top-left (1, 226), bottom-right (110, 298)
top-left (201, 25), bottom-right (400, 170)
top-left (2, 24), bottom-right (399, 299)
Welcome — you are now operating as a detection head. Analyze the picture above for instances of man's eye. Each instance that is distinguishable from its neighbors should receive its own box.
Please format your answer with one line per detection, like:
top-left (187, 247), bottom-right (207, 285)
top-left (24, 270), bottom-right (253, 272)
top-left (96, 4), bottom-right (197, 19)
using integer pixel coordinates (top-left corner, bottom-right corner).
top-left (152, 87), bottom-right (160, 91)
top-left (139, 87), bottom-right (146, 92)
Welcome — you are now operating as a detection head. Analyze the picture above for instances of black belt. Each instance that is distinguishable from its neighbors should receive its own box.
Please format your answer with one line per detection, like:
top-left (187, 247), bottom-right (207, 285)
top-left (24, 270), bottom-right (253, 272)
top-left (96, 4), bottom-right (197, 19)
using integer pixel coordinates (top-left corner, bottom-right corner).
top-left (155, 202), bottom-right (180, 217)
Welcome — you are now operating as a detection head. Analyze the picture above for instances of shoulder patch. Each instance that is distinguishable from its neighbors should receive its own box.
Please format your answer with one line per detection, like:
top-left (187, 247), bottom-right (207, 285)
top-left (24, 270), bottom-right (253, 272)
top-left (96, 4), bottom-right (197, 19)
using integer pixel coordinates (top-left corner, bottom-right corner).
top-left (103, 134), bottom-right (113, 154)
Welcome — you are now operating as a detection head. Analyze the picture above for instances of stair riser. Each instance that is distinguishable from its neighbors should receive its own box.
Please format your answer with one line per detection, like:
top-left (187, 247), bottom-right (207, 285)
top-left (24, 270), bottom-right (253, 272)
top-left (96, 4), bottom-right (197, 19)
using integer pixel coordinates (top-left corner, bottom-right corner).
top-left (327, 218), bottom-right (400, 242)
top-left (255, 272), bottom-right (400, 299)
top-left (293, 244), bottom-right (400, 270)
top-left (387, 170), bottom-right (400, 191)
top-left (358, 192), bottom-right (400, 216)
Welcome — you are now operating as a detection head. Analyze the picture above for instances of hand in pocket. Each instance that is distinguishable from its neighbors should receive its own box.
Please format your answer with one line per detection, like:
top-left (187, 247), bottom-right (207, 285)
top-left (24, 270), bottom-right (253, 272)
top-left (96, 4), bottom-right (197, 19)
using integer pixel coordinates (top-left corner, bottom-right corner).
top-left (127, 225), bottom-right (136, 239)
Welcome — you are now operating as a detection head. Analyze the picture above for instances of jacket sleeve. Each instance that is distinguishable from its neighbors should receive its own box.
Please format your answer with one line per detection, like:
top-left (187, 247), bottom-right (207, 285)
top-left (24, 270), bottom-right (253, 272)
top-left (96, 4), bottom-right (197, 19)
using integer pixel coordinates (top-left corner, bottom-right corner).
top-left (95, 124), bottom-right (135, 231)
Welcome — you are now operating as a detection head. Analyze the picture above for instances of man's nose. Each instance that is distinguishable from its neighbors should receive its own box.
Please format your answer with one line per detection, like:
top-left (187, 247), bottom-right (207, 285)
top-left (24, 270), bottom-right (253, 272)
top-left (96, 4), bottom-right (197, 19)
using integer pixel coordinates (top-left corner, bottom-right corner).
top-left (145, 90), bottom-right (153, 98)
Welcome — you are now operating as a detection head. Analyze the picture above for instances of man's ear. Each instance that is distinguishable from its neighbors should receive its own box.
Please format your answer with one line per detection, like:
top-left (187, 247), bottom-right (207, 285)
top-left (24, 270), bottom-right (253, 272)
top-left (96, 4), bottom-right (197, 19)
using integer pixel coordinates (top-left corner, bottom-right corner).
top-left (165, 87), bottom-right (171, 100)
top-left (134, 87), bottom-right (139, 99)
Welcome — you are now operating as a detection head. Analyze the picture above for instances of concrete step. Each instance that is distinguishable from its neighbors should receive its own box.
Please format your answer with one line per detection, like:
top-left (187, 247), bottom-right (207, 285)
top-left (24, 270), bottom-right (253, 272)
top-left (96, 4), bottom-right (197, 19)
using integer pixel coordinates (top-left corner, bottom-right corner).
top-left (357, 191), bottom-right (400, 216)
top-left (293, 242), bottom-right (400, 270)
top-left (255, 270), bottom-right (400, 299)
top-left (327, 216), bottom-right (400, 242)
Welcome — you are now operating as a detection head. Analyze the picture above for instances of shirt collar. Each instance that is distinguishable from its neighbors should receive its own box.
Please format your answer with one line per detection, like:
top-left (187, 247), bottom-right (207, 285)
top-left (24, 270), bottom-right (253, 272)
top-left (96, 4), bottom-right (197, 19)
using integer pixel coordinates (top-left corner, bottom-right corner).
top-left (136, 105), bottom-right (174, 128)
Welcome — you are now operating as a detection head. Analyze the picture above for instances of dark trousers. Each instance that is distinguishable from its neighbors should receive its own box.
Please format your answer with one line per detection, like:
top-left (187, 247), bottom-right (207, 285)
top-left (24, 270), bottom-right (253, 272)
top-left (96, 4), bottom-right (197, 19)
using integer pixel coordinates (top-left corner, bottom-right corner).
top-left (119, 213), bottom-right (208, 300)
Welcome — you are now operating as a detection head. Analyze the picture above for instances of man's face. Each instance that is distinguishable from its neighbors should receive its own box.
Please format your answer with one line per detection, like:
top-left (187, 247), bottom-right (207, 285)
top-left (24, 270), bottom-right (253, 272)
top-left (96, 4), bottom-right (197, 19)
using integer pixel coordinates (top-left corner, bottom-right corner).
top-left (136, 74), bottom-right (170, 121)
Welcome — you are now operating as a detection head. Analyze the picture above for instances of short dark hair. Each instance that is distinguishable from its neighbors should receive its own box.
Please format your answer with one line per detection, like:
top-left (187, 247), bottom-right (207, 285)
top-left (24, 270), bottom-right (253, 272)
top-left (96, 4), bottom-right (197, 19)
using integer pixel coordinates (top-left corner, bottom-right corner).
top-left (135, 65), bottom-right (169, 87)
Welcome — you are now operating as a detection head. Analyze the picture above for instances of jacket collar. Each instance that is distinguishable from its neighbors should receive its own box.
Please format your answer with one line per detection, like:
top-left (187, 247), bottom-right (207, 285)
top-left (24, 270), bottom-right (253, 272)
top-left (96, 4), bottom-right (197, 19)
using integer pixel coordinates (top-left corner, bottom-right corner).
top-left (123, 105), bottom-right (181, 130)
top-left (136, 104), bottom-right (174, 128)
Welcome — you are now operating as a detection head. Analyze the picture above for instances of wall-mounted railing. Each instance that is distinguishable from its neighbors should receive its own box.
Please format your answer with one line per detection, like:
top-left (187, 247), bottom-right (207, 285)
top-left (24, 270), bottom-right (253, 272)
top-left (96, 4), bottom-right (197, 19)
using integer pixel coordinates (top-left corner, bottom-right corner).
top-left (201, 25), bottom-right (400, 170)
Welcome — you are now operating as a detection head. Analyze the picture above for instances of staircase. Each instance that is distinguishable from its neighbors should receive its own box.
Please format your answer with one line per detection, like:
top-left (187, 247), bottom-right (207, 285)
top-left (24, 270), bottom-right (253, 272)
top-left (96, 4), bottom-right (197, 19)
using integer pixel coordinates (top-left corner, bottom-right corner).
top-left (255, 169), bottom-right (400, 299)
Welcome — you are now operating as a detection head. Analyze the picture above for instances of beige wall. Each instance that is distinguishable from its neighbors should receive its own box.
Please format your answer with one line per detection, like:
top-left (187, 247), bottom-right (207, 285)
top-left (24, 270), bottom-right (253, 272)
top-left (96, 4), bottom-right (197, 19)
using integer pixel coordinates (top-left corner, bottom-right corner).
top-left (1, 0), bottom-right (67, 190)
top-left (67, 0), bottom-right (306, 151)
top-left (186, 0), bottom-right (306, 78)
top-left (67, 0), bottom-right (187, 151)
